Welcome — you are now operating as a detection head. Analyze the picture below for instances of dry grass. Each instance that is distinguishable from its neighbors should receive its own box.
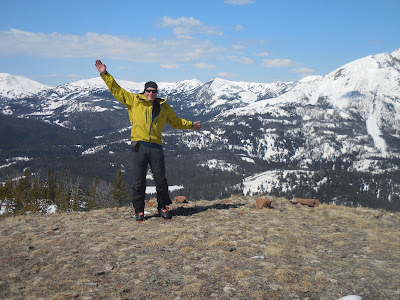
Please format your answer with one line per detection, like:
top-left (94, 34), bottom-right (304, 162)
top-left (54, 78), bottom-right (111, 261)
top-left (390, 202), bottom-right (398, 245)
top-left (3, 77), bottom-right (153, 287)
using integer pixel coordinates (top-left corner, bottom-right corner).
top-left (1, 195), bottom-right (400, 299)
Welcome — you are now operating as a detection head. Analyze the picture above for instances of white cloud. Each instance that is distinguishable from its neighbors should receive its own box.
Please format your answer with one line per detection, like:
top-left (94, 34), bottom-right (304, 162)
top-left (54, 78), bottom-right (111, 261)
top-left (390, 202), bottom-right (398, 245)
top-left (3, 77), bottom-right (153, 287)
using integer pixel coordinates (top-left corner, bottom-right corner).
top-left (194, 62), bottom-right (216, 69)
top-left (232, 44), bottom-right (246, 50)
top-left (158, 16), bottom-right (223, 38)
top-left (67, 74), bottom-right (82, 78)
top-left (218, 72), bottom-right (237, 78)
top-left (262, 58), bottom-right (296, 68)
top-left (230, 24), bottom-right (244, 31)
top-left (225, 0), bottom-right (255, 5)
top-left (254, 52), bottom-right (270, 57)
top-left (228, 56), bottom-right (254, 64)
top-left (292, 67), bottom-right (315, 77)
top-left (0, 28), bottom-right (225, 65)
top-left (161, 64), bottom-right (180, 69)
top-left (119, 66), bottom-right (129, 70)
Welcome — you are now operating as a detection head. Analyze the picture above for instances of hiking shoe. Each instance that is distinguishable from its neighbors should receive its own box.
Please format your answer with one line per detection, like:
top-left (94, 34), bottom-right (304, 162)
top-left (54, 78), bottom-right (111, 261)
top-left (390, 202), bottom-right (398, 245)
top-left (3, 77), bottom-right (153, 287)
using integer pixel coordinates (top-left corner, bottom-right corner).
top-left (135, 212), bottom-right (144, 223)
top-left (158, 207), bottom-right (172, 220)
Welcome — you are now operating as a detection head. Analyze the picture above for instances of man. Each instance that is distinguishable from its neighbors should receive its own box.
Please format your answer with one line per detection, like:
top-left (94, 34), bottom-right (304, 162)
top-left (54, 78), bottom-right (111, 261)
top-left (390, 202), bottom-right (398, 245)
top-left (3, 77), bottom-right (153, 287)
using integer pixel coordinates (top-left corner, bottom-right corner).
top-left (95, 60), bottom-right (202, 222)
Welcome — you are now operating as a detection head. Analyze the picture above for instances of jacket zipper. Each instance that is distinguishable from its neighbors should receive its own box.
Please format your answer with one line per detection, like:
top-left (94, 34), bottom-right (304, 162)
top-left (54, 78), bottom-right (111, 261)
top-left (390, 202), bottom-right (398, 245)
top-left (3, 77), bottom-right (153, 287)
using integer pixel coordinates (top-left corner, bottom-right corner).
top-left (147, 105), bottom-right (162, 143)
top-left (148, 106), bottom-right (152, 143)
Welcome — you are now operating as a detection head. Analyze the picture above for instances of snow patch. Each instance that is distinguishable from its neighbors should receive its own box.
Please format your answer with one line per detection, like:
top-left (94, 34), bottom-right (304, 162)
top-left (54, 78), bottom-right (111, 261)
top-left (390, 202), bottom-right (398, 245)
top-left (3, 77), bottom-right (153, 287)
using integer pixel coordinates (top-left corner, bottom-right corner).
top-left (145, 185), bottom-right (184, 194)
top-left (82, 145), bottom-right (106, 155)
top-left (199, 159), bottom-right (239, 172)
top-left (366, 113), bottom-right (388, 156)
top-left (0, 157), bottom-right (33, 170)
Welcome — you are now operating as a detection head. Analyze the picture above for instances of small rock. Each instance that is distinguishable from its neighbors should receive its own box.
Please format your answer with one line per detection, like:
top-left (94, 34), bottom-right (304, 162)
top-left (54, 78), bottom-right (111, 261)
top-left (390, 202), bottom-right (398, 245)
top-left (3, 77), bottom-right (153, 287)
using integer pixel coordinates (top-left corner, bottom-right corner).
top-left (105, 265), bottom-right (114, 271)
top-left (311, 260), bottom-right (320, 264)
top-left (174, 196), bottom-right (188, 203)
top-left (251, 255), bottom-right (265, 259)
top-left (85, 282), bottom-right (98, 287)
top-left (291, 198), bottom-right (320, 207)
top-left (256, 197), bottom-right (272, 209)
top-left (223, 284), bottom-right (236, 294)
top-left (211, 293), bottom-right (219, 298)
top-left (336, 296), bottom-right (362, 300)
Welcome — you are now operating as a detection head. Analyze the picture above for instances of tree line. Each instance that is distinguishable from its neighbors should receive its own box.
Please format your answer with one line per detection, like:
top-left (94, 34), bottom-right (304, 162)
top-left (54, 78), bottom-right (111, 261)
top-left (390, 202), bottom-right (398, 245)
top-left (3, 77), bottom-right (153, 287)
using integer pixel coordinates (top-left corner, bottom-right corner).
top-left (0, 168), bottom-right (130, 216)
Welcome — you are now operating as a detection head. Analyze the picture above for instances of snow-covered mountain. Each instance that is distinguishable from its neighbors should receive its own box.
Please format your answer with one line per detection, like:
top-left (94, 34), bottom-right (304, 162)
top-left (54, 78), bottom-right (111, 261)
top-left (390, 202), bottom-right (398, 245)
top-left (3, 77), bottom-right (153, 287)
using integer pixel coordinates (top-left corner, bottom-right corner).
top-left (0, 72), bottom-right (293, 130)
top-left (1, 48), bottom-right (400, 208)
top-left (212, 48), bottom-right (400, 159)
top-left (0, 73), bottom-right (52, 100)
top-left (167, 48), bottom-right (400, 205)
top-left (187, 78), bottom-right (295, 118)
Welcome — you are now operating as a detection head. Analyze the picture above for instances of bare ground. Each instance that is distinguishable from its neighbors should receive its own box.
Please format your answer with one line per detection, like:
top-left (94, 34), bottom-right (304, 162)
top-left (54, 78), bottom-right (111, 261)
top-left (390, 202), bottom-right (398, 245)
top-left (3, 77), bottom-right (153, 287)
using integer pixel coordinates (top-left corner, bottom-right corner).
top-left (1, 195), bottom-right (399, 300)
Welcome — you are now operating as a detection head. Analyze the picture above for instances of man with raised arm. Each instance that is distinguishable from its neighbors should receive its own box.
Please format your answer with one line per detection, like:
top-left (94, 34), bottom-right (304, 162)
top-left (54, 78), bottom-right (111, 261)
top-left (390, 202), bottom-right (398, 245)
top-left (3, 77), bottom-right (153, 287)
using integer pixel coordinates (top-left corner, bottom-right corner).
top-left (95, 60), bottom-right (202, 222)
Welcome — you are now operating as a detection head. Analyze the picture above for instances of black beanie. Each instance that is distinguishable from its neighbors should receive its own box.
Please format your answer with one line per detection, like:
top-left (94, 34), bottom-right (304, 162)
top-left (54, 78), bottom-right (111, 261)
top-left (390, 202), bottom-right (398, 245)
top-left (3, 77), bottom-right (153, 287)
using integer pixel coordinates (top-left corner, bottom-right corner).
top-left (144, 81), bottom-right (158, 90)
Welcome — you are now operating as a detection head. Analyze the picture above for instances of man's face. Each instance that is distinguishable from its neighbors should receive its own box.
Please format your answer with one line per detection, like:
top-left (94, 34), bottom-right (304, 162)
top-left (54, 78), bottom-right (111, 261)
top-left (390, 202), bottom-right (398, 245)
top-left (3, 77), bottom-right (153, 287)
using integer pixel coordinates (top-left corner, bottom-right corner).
top-left (145, 88), bottom-right (157, 102)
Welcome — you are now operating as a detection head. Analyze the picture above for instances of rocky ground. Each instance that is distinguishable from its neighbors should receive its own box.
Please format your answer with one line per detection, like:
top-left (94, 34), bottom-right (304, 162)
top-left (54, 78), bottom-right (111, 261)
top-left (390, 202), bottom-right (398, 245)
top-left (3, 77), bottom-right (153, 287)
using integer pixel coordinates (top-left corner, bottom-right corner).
top-left (1, 195), bottom-right (399, 300)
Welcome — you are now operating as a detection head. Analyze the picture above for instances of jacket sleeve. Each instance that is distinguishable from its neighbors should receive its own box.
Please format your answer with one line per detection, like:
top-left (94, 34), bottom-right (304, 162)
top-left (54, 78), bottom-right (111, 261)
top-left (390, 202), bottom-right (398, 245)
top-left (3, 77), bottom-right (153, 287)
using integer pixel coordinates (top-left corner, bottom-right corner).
top-left (165, 104), bottom-right (193, 129)
top-left (100, 72), bottom-right (134, 107)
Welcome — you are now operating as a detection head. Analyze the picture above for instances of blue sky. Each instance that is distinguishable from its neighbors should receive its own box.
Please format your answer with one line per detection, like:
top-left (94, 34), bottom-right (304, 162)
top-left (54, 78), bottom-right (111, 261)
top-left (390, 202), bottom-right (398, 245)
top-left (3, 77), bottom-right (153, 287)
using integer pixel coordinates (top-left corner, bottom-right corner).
top-left (1, 0), bottom-right (399, 86)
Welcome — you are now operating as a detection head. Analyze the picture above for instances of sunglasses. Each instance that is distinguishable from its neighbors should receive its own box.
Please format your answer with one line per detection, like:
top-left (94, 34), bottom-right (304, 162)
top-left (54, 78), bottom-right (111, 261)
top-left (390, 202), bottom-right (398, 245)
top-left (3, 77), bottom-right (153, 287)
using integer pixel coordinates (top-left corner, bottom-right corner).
top-left (145, 89), bottom-right (157, 93)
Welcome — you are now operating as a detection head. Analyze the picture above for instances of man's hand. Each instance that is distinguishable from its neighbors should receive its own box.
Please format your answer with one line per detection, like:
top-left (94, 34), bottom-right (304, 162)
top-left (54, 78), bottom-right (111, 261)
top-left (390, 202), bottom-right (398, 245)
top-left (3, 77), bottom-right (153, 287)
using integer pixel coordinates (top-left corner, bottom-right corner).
top-left (193, 121), bottom-right (202, 130)
top-left (95, 60), bottom-right (107, 74)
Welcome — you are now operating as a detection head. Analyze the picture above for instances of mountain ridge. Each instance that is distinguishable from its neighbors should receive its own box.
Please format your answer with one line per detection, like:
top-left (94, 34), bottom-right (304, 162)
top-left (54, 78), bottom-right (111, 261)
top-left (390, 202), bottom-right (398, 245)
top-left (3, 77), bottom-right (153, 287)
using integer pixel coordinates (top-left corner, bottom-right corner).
top-left (1, 48), bottom-right (400, 208)
top-left (0, 73), bottom-right (52, 99)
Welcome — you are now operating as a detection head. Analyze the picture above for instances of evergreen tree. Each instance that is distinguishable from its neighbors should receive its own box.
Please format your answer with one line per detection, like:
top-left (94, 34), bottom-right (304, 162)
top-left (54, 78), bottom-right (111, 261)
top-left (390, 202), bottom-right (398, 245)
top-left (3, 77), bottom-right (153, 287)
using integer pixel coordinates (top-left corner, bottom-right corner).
top-left (27, 177), bottom-right (40, 213)
top-left (12, 169), bottom-right (32, 214)
top-left (0, 184), bottom-right (5, 202)
top-left (46, 170), bottom-right (56, 203)
top-left (111, 168), bottom-right (130, 207)
top-left (71, 178), bottom-right (84, 211)
top-left (55, 182), bottom-right (64, 212)
top-left (0, 182), bottom-right (10, 216)
top-left (86, 176), bottom-right (100, 211)
top-left (86, 176), bottom-right (112, 210)
top-left (0, 181), bottom-right (14, 216)
top-left (52, 169), bottom-right (76, 212)
top-left (60, 188), bottom-right (70, 212)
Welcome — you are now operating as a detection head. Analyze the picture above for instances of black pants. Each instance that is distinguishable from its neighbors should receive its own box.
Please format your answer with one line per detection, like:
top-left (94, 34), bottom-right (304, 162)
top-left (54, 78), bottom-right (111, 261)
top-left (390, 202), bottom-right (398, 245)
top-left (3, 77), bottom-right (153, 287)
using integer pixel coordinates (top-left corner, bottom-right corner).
top-left (131, 142), bottom-right (172, 213)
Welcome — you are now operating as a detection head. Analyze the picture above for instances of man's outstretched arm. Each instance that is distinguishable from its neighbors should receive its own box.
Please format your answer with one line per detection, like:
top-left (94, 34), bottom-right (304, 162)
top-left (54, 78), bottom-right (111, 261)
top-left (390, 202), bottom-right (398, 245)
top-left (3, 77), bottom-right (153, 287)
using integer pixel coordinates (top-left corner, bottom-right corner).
top-left (94, 59), bottom-right (133, 106)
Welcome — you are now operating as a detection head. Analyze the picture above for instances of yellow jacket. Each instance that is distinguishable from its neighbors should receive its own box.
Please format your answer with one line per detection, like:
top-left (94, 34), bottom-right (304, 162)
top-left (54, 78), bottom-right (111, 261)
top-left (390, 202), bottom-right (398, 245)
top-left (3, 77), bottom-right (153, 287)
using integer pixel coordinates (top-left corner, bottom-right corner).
top-left (101, 72), bottom-right (193, 145)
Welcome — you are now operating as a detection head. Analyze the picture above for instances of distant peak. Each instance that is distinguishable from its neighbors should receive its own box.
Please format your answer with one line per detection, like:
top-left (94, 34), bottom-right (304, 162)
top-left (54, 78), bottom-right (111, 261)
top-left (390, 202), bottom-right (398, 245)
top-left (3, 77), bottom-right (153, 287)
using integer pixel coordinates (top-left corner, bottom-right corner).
top-left (391, 48), bottom-right (400, 58)
top-left (0, 73), bottom-right (52, 99)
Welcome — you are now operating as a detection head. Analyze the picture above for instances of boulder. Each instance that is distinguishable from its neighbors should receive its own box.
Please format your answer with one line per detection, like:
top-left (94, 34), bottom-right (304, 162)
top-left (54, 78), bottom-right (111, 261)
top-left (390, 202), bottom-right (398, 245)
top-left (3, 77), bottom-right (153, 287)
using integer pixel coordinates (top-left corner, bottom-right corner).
top-left (292, 198), bottom-right (320, 207)
top-left (174, 196), bottom-right (188, 203)
top-left (255, 197), bottom-right (272, 209)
